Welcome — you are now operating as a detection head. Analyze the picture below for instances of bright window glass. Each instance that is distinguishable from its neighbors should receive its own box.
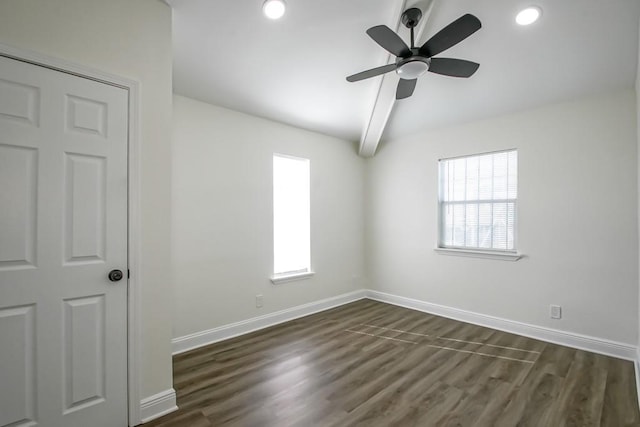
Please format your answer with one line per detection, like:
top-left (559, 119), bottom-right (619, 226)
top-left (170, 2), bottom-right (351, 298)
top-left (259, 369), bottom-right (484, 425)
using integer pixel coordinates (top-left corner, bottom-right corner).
top-left (439, 150), bottom-right (518, 251)
top-left (273, 154), bottom-right (310, 276)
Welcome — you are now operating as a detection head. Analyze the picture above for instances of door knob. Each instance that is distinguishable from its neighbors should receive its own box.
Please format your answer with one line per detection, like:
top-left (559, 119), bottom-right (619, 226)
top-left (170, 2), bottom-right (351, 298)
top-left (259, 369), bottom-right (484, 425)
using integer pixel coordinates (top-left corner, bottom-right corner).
top-left (108, 269), bottom-right (124, 282)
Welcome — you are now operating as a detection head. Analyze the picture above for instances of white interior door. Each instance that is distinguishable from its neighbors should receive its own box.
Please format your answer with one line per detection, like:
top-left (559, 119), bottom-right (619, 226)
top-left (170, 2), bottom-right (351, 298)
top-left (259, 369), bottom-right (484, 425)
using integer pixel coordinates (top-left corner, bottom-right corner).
top-left (0, 55), bottom-right (129, 427)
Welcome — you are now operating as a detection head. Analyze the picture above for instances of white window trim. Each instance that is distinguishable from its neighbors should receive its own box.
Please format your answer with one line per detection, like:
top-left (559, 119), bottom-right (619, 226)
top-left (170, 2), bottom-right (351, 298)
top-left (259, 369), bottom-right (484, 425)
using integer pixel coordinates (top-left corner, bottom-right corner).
top-left (270, 271), bottom-right (315, 284)
top-left (272, 153), bottom-right (311, 280)
top-left (437, 149), bottom-right (521, 259)
top-left (434, 247), bottom-right (522, 261)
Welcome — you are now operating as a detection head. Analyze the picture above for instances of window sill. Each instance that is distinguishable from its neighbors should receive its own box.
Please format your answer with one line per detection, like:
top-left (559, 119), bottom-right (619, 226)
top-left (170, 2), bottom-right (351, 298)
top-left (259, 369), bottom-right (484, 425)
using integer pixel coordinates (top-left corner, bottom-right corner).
top-left (270, 271), bottom-right (315, 284)
top-left (434, 248), bottom-right (523, 261)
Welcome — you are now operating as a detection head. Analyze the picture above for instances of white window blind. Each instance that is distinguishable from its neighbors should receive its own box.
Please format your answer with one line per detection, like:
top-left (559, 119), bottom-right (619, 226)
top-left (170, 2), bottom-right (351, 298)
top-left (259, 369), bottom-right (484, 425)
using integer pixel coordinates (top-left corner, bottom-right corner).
top-left (273, 154), bottom-right (310, 276)
top-left (439, 150), bottom-right (518, 252)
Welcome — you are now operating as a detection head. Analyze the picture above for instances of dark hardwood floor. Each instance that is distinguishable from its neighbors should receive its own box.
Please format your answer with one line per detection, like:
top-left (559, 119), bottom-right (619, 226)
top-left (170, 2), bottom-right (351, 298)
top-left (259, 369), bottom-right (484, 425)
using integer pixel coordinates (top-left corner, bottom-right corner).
top-left (143, 299), bottom-right (640, 426)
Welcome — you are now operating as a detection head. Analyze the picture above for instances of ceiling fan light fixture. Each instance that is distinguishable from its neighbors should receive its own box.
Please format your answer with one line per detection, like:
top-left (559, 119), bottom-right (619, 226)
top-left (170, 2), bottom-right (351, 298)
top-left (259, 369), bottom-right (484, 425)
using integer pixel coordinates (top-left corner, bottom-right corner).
top-left (515, 6), bottom-right (541, 26)
top-left (263, 0), bottom-right (286, 20)
top-left (396, 59), bottom-right (429, 80)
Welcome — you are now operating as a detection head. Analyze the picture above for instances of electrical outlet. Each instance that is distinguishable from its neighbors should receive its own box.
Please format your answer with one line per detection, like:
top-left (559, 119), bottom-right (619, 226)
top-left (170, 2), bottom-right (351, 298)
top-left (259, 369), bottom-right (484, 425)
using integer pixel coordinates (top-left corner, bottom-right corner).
top-left (256, 294), bottom-right (263, 308)
top-left (550, 304), bottom-right (562, 319)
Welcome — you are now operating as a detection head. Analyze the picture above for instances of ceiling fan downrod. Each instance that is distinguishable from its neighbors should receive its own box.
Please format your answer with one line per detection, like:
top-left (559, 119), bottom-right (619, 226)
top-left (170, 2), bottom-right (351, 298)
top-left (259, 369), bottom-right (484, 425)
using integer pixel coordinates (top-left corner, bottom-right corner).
top-left (401, 8), bottom-right (423, 49)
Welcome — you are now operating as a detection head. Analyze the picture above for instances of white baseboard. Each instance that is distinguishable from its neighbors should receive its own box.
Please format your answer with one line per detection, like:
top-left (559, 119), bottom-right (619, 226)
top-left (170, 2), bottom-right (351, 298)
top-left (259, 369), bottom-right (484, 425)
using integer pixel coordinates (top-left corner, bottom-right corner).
top-left (635, 348), bottom-right (640, 411)
top-left (366, 290), bottom-right (636, 361)
top-left (139, 388), bottom-right (178, 424)
top-left (172, 290), bottom-right (367, 355)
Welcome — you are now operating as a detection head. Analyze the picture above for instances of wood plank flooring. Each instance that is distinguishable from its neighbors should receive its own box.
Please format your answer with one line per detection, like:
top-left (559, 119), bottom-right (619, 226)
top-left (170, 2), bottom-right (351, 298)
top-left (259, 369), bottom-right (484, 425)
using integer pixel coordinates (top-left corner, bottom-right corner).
top-left (142, 299), bottom-right (640, 427)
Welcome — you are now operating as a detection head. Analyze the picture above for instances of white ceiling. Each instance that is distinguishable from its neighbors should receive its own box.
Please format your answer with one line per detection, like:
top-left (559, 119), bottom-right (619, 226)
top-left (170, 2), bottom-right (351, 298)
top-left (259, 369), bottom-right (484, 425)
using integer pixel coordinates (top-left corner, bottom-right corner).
top-left (170, 0), bottom-right (640, 145)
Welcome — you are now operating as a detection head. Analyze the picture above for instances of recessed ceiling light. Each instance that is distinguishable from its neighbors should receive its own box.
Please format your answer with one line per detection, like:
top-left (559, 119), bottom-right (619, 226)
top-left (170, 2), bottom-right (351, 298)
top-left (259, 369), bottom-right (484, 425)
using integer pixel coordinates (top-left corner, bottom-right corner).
top-left (263, 0), bottom-right (286, 20)
top-left (516, 6), bottom-right (542, 26)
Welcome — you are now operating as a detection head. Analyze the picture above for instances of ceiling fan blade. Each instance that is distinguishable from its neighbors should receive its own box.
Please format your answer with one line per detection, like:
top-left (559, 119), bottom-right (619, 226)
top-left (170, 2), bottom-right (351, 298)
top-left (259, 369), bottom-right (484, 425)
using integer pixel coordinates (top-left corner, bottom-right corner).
top-left (428, 58), bottom-right (480, 78)
top-left (396, 78), bottom-right (417, 100)
top-left (346, 63), bottom-right (397, 82)
top-left (366, 25), bottom-right (412, 58)
top-left (419, 14), bottom-right (481, 58)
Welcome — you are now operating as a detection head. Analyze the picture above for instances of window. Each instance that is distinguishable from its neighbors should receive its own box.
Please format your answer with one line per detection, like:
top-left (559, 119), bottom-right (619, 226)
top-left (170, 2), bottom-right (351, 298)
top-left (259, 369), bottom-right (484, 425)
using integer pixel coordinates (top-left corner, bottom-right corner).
top-left (272, 154), bottom-right (311, 281)
top-left (438, 149), bottom-right (518, 253)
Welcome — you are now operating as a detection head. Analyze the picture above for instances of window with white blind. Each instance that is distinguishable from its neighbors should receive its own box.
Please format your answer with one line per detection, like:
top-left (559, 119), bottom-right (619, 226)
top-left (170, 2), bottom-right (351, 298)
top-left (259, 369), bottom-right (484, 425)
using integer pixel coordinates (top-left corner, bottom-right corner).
top-left (438, 149), bottom-right (518, 253)
top-left (272, 154), bottom-right (312, 281)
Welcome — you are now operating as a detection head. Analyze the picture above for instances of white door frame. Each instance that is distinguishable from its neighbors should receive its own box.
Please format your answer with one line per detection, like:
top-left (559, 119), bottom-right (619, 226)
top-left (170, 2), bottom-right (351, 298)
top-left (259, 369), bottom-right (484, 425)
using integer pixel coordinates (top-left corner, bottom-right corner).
top-left (0, 43), bottom-right (143, 426)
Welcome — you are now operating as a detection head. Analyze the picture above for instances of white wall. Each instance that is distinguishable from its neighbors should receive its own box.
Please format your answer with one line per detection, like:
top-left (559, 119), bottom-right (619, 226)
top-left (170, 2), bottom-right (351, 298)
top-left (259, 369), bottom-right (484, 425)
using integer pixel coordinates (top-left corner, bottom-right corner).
top-left (0, 0), bottom-right (174, 399)
top-left (172, 95), bottom-right (366, 338)
top-left (366, 90), bottom-right (638, 345)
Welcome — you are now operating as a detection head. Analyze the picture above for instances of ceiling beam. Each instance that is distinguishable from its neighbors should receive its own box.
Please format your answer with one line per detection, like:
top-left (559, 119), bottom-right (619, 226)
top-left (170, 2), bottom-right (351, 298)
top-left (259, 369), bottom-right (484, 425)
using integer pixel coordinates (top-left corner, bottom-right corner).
top-left (358, 0), bottom-right (434, 157)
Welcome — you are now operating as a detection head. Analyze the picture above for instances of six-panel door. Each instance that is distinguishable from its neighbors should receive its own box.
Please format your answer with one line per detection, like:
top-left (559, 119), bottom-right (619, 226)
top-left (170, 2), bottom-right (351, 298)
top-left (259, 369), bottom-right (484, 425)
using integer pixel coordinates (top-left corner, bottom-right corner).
top-left (0, 55), bottom-right (129, 427)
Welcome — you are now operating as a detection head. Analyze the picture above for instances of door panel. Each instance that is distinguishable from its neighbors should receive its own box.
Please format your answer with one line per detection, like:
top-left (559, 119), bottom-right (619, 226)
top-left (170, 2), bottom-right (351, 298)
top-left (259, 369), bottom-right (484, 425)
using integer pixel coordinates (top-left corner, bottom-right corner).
top-left (65, 95), bottom-right (107, 138)
top-left (0, 304), bottom-right (36, 427)
top-left (0, 144), bottom-right (37, 269)
top-left (64, 153), bottom-right (107, 264)
top-left (0, 55), bottom-right (128, 427)
top-left (0, 78), bottom-right (40, 126)
top-left (63, 295), bottom-right (105, 413)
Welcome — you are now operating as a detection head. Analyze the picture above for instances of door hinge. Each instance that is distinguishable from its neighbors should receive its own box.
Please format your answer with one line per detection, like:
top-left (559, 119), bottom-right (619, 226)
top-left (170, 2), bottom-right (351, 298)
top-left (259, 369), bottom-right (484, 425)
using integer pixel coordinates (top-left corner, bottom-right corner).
top-left (127, 269), bottom-right (130, 279)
